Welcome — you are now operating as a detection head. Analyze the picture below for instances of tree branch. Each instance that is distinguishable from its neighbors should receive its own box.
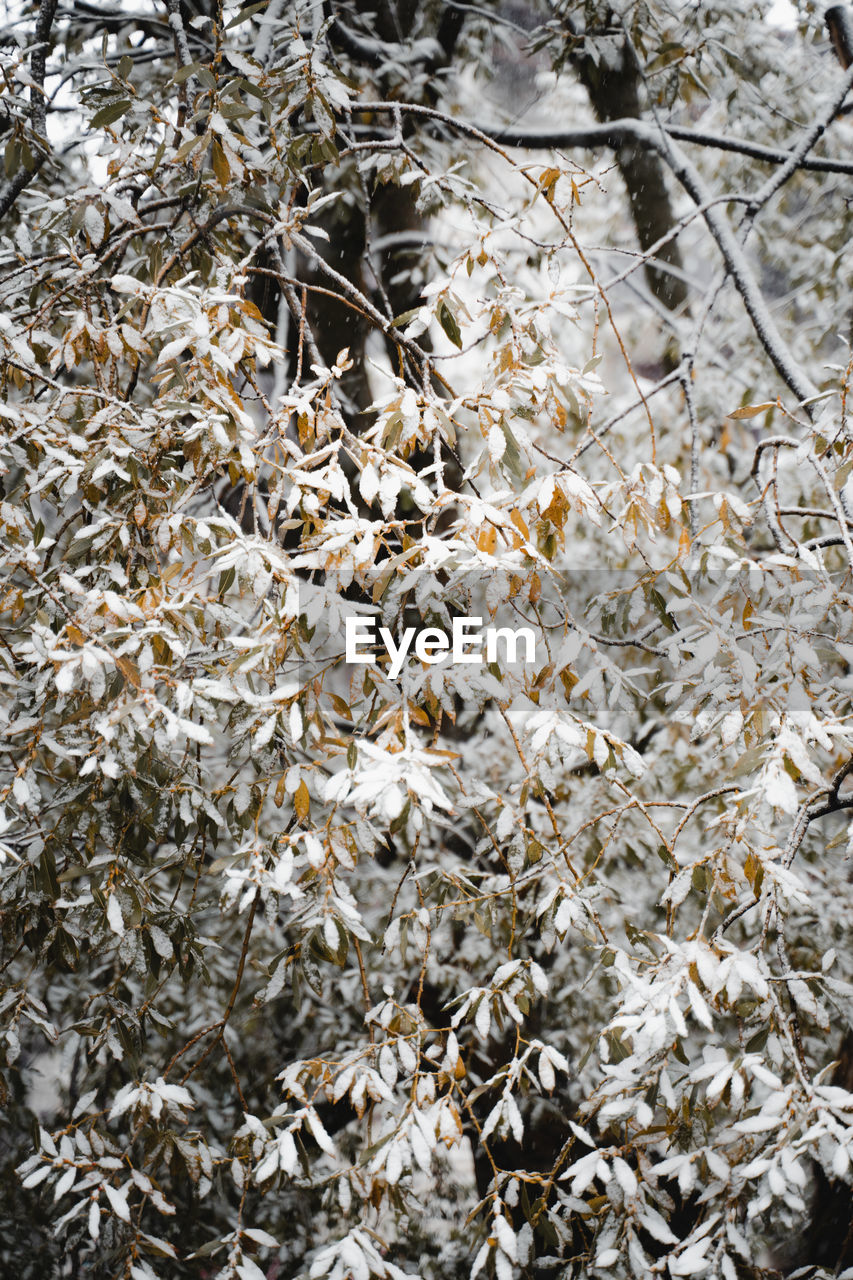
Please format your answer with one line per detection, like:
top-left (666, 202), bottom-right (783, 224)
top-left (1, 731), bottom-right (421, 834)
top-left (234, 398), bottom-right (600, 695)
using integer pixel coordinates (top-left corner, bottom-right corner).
top-left (781, 759), bottom-right (853, 872)
top-left (31, 0), bottom-right (58, 140)
top-left (291, 230), bottom-right (431, 385)
top-left (648, 127), bottom-right (819, 405)
top-left (474, 118), bottom-right (853, 178)
top-left (164, 0), bottom-right (195, 72)
top-left (745, 60), bottom-right (853, 215)
top-left (0, 160), bottom-right (46, 223)
top-left (0, 0), bottom-right (57, 223)
top-left (358, 102), bottom-right (820, 406)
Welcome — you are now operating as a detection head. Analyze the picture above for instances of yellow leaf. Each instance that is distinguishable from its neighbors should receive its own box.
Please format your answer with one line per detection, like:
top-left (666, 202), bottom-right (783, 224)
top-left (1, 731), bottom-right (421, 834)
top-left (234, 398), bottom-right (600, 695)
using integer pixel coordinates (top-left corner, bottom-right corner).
top-left (330, 694), bottom-right (352, 721)
top-left (476, 525), bottom-right (497, 555)
top-left (728, 401), bottom-right (776, 419)
top-left (211, 137), bottom-right (230, 188)
top-left (294, 779), bottom-right (310, 822)
top-left (115, 656), bottom-right (141, 688)
top-left (559, 667), bottom-right (578, 698)
top-left (678, 525), bottom-right (691, 559)
top-left (543, 488), bottom-right (568, 529)
top-left (510, 509), bottom-right (529, 540)
top-left (538, 167), bottom-right (560, 201)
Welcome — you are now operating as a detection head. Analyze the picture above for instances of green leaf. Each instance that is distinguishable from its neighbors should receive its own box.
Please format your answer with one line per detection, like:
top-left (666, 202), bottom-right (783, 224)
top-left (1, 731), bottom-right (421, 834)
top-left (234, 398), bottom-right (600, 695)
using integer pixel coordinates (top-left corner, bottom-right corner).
top-left (671, 1044), bottom-right (689, 1073)
top-left (238, 78), bottom-right (266, 102)
top-left (745, 1027), bottom-right (769, 1053)
top-left (4, 136), bottom-right (19, 178)
top-left (40, 848), bottom-right (59, 899)
top-left (173, 131), bottom-right (208, 163)
top-left (225, 2), bottom-right (267, 28)
top-left (174, 63), bottom-right (200, 84)
top-left (389, 797), bottom-right (410, 835)
top-left (437, 299), bottom-right (462, 349)
top-left (91, 99), bottom-right (132, 129)
top-left (391, 307), bottom-right (420, 328)
top-left (648, 587), bottom-right (675, 632)
top-left (498, 420), bottom-right (524, 480)
top-left (656, 844), bottom-right (678, 870)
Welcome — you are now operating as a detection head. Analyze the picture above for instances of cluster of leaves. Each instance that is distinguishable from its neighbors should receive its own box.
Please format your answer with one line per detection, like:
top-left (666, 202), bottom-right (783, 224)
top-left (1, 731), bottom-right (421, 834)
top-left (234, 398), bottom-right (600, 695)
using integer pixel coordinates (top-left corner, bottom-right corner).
top-left (3, 1), bottom-right (853, 1278)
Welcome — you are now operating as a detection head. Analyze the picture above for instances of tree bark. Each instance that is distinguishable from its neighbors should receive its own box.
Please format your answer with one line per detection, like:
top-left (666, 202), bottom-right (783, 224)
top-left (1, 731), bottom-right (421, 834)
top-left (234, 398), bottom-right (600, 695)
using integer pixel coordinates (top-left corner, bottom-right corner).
top-left (569, 28), bottom-right (689, 318)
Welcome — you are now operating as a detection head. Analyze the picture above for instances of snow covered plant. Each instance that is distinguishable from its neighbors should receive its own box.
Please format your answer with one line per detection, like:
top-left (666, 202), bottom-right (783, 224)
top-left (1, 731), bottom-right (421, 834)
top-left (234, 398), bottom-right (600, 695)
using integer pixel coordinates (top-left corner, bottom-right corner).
top-left (5, 0), bottom-right (853, 1277)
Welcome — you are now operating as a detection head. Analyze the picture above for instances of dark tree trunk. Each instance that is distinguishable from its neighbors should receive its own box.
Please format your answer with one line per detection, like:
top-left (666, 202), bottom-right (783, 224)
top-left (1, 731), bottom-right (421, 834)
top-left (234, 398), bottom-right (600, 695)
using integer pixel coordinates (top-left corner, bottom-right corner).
top-left (565, 18), bottom-right (689, 347)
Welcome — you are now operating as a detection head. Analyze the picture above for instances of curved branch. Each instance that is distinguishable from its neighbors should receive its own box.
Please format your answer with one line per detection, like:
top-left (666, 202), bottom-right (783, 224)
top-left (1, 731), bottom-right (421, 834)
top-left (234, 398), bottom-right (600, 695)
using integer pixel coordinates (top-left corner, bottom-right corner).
top-left (0, 159), bottom-right (46, 223)
top-left (745, 60), bottom-right (853, 215)
top-left (472, 119), bottom-right (853, 178)
top-left (648, 128), bottom-right (819, 405)
top-left (782, 758), bottom-right (853, 872)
